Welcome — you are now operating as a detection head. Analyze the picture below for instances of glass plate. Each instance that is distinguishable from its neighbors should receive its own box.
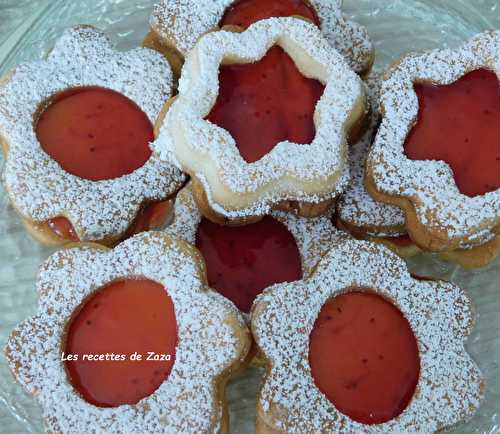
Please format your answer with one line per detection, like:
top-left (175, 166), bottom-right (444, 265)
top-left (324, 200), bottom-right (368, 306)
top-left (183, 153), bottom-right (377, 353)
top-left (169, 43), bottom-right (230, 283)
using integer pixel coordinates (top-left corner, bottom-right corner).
top-left (0, 1), bottom-right (498, 433)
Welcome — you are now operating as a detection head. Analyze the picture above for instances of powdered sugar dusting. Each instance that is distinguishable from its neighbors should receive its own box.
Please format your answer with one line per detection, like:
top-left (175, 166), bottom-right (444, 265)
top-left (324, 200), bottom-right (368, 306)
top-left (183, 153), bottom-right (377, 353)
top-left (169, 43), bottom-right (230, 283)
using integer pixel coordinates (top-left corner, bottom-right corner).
top-left (164, 184), bottom-right (350, 308)
top-left (5, 232), bottom-right (249, 434)
top-left (152, 17), bottom-right (365, 219)
top-left (149, 0), bottom-right (373, 73)
top-left (367, 31), bottom-right (500, 249)
top-left (251, 240), bottom-right (484, 433)
top-left (337, 72), bottom-right (406, 236)
top-left (0, 26), bottom-right (186, 242)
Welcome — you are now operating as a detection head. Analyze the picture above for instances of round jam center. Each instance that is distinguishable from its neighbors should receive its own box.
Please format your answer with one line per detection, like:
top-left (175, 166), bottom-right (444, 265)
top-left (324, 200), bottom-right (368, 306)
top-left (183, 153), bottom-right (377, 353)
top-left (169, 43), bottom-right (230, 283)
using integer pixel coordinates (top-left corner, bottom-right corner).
top-left (220, 0), bottom-right (320, 29)
top-left (36, 87), bottom-right (154, 181)
top-left (195, 216), bottom-right (303, 313)
top-left (65, 279), bottom-right (177, 407)
top-left (404, 69), bottom-right (500, 197)
top-left (206, 45), bottom-right (325, 163)
top-left (309, 291), bottom-right (420, 425)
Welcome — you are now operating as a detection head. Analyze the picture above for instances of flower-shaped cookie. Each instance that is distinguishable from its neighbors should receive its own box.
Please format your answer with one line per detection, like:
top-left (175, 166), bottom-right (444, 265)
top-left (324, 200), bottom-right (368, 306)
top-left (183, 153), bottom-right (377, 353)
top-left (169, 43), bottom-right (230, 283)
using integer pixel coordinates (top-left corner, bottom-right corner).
top-left (252, 240), bottom-right (484, 433)
top-left (5, 232), bottom-right (250, 433)
top-left (366, 31), bottom-right (500, 262)
top-left (147, 0), bottom-right (373, 76)
top-left (164, 183), bottom-right (349, 315)
top-left (337, 72), bottom-right (420, 258)
top-left (153, 17), bottom-right (366, 225)
top-left (0, 26), bottom-right (185, 246)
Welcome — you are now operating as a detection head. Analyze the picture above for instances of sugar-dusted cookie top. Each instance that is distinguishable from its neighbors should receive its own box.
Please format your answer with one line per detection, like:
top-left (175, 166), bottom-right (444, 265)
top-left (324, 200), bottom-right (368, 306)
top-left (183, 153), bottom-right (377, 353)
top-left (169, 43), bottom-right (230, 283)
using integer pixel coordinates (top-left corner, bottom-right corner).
top-left (252, 240), bottom-right (484, 433)
top-left (150, 0), bottom-right (373, 74)
top-left (0, 26), bottom-right (185, 242)
top-left (152, 17), bottom-right (366, 222)
top-left (5, 232), bottom-right (250, 434)
top-left (164, 184), bottom-right (349, 314)
top-left (337, 72), bottom-right (407, 238)
top-left (367, 31), bottom-right (500, 251)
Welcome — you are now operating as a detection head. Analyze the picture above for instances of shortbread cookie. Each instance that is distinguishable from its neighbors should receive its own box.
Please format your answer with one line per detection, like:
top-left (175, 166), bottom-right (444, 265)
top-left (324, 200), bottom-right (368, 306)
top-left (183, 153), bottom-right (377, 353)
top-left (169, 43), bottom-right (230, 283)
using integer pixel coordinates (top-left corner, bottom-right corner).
top-left (0, 26), bottom-right (185, 247)
top-left (5, 232), bottom-right (250, 434)
top-left (366, 31), bottom-right (500, 266)
top-left (25, 199), bottom-right (176, 247)
top-left (152, 17), bottom-right (367, 225)
top-left (146, 0), bottom-right (374, 77)
top-left (336, 72), bottom-right (421, 258)
top-left (252, 240), bottom-right (484, 433)
top-left (164, 183), bottom-right (349, 315)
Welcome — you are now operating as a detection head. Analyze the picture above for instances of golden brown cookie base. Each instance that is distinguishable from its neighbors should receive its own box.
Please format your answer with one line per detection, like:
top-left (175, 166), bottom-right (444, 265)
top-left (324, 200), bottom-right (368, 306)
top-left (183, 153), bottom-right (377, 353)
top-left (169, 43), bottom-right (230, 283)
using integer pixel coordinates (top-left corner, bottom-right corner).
top-left (336, 217), bottom-right (405, 244)
top-left (143, 31), bottom-right (184, 79)
top-left (346, 103), bottom-right (371, 145)
top-left (191, 176), bottom-right (262, 226)
top-left (154, 95), bottom-right (177, 138)
top-left (439, 236), bottom-right (500, 269)
top-left (192, 175), bottom-right (337, 226)
top-left (358, 175), bottom-right (498, 267)
top-left (359, 49), bottom-right (375, 79)
top-left (22, 218), bottom-right (118, 248)
top-left (336, 218), bottom-right (420, 259)
top-left (19, 200), bottom-right (174, 248)
top-left (373, 236), bottom-right (421, 259)
top-left (274, 198), bottom-right (336, 218)
top-left (365, 166), bottom-right (499, 253)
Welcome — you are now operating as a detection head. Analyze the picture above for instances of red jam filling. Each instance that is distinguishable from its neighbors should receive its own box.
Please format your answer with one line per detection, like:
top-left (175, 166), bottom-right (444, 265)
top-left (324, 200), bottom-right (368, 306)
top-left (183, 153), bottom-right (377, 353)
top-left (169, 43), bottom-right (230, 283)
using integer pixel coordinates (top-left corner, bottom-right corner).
top-left (411, 274), bottom-right (434, 282)
top-left (47, 201), bottom-right (170, 242)
top-left (405, 69), bottom-right (500, 197)
top-left (386, 234), bottom-right (413, 247)
top-left (195, 216), bottom-right (303, 313)
top-left (309, 291), bottom-right (420, 425)
top-left (36, 86), bottom-right (154, 181)
top-left (65, 279), bottom-right (177, 407)
top-left (126, 201), bottom-right (172, 235)
top-left (220, 0), bottom-right (320, 29)
top-left (206, 44), bottom-right (325, 163)
top-left (48, 217), bottom-right (79, 242)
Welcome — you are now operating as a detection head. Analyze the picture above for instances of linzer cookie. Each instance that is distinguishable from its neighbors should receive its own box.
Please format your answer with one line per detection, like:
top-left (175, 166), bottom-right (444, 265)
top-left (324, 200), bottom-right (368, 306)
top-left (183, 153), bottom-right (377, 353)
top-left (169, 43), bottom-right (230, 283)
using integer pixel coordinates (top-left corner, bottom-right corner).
top-left (366, 31), bottom-right (500, 268)
top-left (152, 17), bottom-right (367, 225)
top-left (0, 26), bottom-right (185, 247)
top-left (5, 232), bottom-right (250, 434)
top-left (251, 240), bottom-right (484, 433)
top-left (164, 183), bottom-right (349, 315)
top-left (146, 0), bottom-right (374, 76)
top-left (337, 72), bottom-right (421, 258)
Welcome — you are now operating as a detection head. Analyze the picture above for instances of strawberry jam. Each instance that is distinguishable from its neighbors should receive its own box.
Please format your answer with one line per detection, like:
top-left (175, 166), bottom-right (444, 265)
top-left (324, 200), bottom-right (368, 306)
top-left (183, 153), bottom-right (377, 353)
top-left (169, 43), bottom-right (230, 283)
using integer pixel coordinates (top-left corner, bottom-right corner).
top-left (405, 69), bottom-right (500, 197)
top-left (47, 201), bottom-right (171, 242)
top-left (309, 291), bottom-right (420, 424)
top-left (386, 234), bottom-right (413, 247)
top-left (195, 216), bottom-right (303, 313)
top-left (36, 86), bottom-right (153, 181)
top-left (126, 201), bottom-right (172, 236)
top-left (206, 45), bottom-right (325, 163)
top-left (220, 0), bottom-right (320, 29)
top-left (48, 217), bottom-right (79, 242)
top-left (65, 279), bottom-right (177, 407)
